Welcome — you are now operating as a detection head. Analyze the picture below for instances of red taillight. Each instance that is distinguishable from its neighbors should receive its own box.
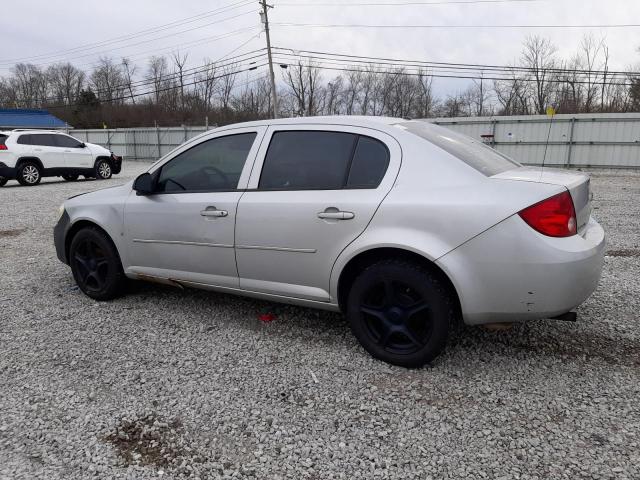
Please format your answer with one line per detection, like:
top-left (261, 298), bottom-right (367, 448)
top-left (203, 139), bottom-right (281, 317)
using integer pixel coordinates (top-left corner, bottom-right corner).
top-left (518, 191), bottom-right (577, 238)
top-left (0, 144), bottom-right (7, 150)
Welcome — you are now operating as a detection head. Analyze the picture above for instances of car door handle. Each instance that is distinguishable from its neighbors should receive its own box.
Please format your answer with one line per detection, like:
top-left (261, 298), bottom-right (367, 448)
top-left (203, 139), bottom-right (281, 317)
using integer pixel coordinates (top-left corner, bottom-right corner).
top-left (200, 207), bottom-right (228, 218)
top-left (34, 148), bottom-right (42, 151)
top-left (317, 211), bottom-right (355, 220)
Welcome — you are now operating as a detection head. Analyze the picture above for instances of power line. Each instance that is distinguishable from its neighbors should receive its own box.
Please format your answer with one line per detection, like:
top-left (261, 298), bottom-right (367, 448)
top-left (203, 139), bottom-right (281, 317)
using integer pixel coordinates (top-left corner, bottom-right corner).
top-left (0, 0), bottom-right (255, 65)
top-left (40, 50), bottom-right (267, 105)
top-left (279, 0), bottom-right (539, 6)
top-left (45, 62), bottom-right (268, 111)
top-left (0, 9), bottom-right (257, 69)
top-left (272, 47), bottom-right (637, 78)
top-left (272, 55), bottom-right (632, 86)
top-left (272, 22), bottom-right (640, 29)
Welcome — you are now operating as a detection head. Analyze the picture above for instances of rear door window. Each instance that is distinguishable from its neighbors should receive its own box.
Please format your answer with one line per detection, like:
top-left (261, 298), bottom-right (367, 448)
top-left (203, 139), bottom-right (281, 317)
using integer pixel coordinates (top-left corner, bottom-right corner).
top-left (29, 134), bottom-right (59, 147)
top-left (398, 121), bottom-right (521, 176)
top-left (346, 136), bottom-right (390, 188)
top-left (259, 131), bottom-right (357, 190)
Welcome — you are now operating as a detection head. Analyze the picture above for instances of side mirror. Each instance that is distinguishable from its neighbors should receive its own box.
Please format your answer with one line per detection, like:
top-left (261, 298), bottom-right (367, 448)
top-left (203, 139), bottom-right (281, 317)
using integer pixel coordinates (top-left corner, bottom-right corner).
top-left (133, 172), bottom-right (155, 196)
top-left (78, 142), bottom-right (86, 148)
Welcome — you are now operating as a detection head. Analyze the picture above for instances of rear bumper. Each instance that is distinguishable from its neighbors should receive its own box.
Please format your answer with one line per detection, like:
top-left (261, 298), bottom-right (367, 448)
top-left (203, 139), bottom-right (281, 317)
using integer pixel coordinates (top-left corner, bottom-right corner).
top-left (437, 214), bottom-right (605, 325)
top-left (0, 162), bottom-right (17, 179)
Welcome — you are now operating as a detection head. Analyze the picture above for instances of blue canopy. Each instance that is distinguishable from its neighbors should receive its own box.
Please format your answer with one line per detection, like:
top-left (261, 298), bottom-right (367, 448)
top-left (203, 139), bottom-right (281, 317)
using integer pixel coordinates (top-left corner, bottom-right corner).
top-left (0, 109), bottom-right (70, 129)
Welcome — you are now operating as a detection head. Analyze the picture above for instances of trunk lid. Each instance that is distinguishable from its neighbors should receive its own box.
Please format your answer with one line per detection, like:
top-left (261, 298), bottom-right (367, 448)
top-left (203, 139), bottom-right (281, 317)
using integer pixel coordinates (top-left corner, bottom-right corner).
top-left (491, 167), bottom-right (592, 232)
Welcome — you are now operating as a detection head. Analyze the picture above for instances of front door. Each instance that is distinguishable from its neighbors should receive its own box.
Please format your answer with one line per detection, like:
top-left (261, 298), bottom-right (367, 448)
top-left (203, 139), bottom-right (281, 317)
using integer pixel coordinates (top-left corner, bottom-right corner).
top-left (123, 127), bottom-right (265, 288)
top-left (235, 126), bottom-right (401, 302)
top-left (55, 134), bottom-right (94, 169)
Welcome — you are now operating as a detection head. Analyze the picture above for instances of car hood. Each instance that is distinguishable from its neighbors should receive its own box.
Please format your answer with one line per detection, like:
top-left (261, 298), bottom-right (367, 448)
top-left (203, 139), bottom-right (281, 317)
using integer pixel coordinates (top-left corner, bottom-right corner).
top-left (85, 142), bottom-right (111, 155)
top-left (66, 180), bottom-right (133, 206)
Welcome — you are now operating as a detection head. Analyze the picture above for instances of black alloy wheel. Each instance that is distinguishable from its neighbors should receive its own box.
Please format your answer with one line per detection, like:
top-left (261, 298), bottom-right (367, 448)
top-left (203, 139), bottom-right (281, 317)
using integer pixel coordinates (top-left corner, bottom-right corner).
top-left (69, 227), bottom-right (125, 300)
top-left (347, 259), bottom-right (454, 368)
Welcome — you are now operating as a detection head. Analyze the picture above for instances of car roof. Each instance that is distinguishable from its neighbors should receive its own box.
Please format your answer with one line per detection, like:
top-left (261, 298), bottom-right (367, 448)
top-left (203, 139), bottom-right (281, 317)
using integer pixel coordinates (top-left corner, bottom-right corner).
top-left (213, 115), bottom-right (404, 131)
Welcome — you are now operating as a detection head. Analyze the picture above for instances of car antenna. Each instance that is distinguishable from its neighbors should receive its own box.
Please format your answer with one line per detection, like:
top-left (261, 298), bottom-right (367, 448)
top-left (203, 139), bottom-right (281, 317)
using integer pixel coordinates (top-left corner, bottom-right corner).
top-left (541, 106), bottom-right (556, 180)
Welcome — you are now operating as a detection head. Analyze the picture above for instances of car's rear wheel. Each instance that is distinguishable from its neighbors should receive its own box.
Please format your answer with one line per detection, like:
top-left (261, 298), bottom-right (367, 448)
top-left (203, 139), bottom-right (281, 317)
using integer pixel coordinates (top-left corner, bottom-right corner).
top-left (69, 227), bottom-right (125, 301)
top-left (17, 162), bottom-right (42, 186)
top-left (0, 177), bottom-right (7, 187)
top-left (95, 160), bottom-right (112, 180)
top-left (347, 259), bottom-right (454, 368)
top-left (63, 174), bottom-right (79, 181)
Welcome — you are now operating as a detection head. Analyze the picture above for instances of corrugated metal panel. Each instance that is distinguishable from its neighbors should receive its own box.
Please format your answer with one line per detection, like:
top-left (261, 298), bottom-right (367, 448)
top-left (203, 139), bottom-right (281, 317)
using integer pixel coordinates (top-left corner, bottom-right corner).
top-left (431, 113), bottom-right (640, 168)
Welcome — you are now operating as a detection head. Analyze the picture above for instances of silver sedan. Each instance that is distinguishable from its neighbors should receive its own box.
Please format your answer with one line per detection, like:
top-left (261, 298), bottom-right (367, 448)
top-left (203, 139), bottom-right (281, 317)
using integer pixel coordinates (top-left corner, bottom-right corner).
top-left (54, 116), bottom-right (605, 367)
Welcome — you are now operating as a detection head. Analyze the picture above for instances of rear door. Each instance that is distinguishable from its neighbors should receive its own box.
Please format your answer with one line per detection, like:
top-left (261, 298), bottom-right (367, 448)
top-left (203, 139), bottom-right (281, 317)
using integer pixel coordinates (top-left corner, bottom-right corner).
top-left (54, 134), bottom-right (93, 169)
top-left (235, 125), bottom-right (401, 302)
top-left (29, 133), bottom-right (66, 169)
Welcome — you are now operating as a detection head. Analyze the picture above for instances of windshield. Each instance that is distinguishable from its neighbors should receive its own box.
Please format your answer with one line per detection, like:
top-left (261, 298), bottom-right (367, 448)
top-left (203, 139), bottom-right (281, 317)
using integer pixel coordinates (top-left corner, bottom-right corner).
top-left (396, 121), bottom-right (521, 176)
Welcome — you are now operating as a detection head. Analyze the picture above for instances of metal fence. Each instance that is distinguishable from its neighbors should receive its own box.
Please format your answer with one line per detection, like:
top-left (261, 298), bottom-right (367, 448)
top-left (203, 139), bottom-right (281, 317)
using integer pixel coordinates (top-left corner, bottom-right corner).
top-left (430, 113), bottom-right (640, 168)
top-left (67, 126), bottom-right (213, 161)
top-left (68, 113), bottom-right (640, 168)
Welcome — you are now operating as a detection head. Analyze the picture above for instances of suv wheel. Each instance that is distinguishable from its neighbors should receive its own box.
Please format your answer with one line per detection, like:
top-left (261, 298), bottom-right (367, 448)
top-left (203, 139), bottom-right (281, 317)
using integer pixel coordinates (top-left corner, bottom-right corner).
top-left (346, 259), bottom-right (454, 368)
top-left (95, 160), bottom-right (112, 180)
top-left (63, 174), bottom-right (79, 182)
top-left (69, 227), bottom-right (125, 300)
top-left (0, 177), bottom-right (7, 187)
top-left (17, 161), bottom-right (42, 186)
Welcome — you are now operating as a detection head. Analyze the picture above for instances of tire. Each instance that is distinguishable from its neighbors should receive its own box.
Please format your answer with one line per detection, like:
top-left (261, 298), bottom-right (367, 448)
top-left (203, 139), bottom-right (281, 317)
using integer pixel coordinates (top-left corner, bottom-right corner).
top-left (17, 161), bottom-right (42, 186)
top-left (346, 259), bottom-right (454, 368)
top-left (62, 174), bottom-right (79, 181)
top-left (69, 227), bottom-right (125, 301)
top-left (95, 159), bottom-right (112, 180)
top-left (0, 177), bottom-right (7, 187)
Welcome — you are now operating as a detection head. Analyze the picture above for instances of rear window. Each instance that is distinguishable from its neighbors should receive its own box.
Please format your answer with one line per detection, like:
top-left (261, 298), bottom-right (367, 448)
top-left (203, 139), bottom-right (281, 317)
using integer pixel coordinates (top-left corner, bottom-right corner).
top-left (17, 134), bottom-right (32, 145)
top-left (0, 134), bottom-right (7, 146)
top-left (397, 121), bottom-right (521, 176)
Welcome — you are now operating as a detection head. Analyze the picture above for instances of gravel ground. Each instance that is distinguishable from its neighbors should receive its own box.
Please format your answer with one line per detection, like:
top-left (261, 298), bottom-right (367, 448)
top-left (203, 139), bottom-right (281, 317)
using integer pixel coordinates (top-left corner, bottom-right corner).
top-left (0, 165), bottom-right (639, 480)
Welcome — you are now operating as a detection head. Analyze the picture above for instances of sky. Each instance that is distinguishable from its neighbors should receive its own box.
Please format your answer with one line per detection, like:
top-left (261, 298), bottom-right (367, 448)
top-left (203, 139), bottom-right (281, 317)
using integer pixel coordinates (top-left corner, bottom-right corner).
top-left (1, 0), bottom-right (639, 97)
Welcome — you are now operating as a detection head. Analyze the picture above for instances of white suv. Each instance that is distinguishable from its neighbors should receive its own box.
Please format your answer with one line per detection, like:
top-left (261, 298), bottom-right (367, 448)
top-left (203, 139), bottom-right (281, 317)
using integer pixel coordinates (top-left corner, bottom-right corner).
top-left (0, 130), bottom-right (122, 186)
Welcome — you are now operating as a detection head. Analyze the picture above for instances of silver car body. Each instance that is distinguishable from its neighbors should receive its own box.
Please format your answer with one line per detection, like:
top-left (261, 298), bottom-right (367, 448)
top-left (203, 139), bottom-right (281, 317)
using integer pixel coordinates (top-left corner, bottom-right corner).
top-left (61, 116), bottom-right (605, 325)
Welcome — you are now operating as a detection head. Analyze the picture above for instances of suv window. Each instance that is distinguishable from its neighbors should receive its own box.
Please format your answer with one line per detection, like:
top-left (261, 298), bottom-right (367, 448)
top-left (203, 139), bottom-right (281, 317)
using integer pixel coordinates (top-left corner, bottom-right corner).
top-left (259, 131), bottom-right (389, 190)
top-left (55, 134), bottom-right (83, 148)
top-left (156, 132), bottom-right (257, 193)
top-left (17, 134), bottom-right (32, 145)
top-left (29, 134), bottom-right (59, 148)
top-left (0, 134), bottom-right (7, 146)
top-left (398, 121), bottom-right (521, 176)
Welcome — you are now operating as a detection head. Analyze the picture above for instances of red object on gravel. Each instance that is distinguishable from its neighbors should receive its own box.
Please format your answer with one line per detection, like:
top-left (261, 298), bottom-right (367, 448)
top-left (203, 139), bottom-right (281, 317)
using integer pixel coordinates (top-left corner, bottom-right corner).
top-left (258, 313), bottom-right (276, 323)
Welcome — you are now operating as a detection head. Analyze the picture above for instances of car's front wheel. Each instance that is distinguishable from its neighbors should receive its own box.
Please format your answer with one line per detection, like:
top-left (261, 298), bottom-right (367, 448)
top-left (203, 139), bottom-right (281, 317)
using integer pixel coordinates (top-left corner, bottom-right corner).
top-left (69, 227), bottom-right (125, 301)
top-left (347, 259), bottom-right (454, 368)
top-left (17, 161), bottom-right (42, 186)
top-left (95, 159), bottom-right (112, 180)
top-left (0, 177), bottom-right (7, 187)
top-left (62, 174), bottom-right (79, 181)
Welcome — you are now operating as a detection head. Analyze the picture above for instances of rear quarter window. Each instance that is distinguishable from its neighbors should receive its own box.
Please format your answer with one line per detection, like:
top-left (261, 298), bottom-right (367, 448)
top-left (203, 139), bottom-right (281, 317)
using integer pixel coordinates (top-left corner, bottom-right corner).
top-left (17, 134), bottom-right (32, 145)
top-left (397, 121), bottom-right (521, 176)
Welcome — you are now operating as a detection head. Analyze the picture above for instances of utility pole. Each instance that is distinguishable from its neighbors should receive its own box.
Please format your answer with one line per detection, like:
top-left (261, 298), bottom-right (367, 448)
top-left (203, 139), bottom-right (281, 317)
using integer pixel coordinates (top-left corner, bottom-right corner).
top-left (260, 0), bottom-right (278, 118)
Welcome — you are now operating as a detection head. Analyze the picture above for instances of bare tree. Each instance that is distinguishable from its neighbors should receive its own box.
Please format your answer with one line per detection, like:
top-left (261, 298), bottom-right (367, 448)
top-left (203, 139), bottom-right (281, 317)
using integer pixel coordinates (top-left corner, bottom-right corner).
top-left (121, 58), bottom-right (137, 104)
top-left (282, 61), bottom-right (323, 116)
top-left (47, 62), bottom-right (85, 105)
top-left (146, 56), bottom-right (168, 104)
top-left (11, 63), bottom-right (48, 108)
top-left (218, 63), bottom-right (238, 111)
top-left (171, 51), bottom-right (189, 109)
top-left (521, 35), bottom-right (558, 114)
top-left (90, 57), bottom-right (125, 103)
